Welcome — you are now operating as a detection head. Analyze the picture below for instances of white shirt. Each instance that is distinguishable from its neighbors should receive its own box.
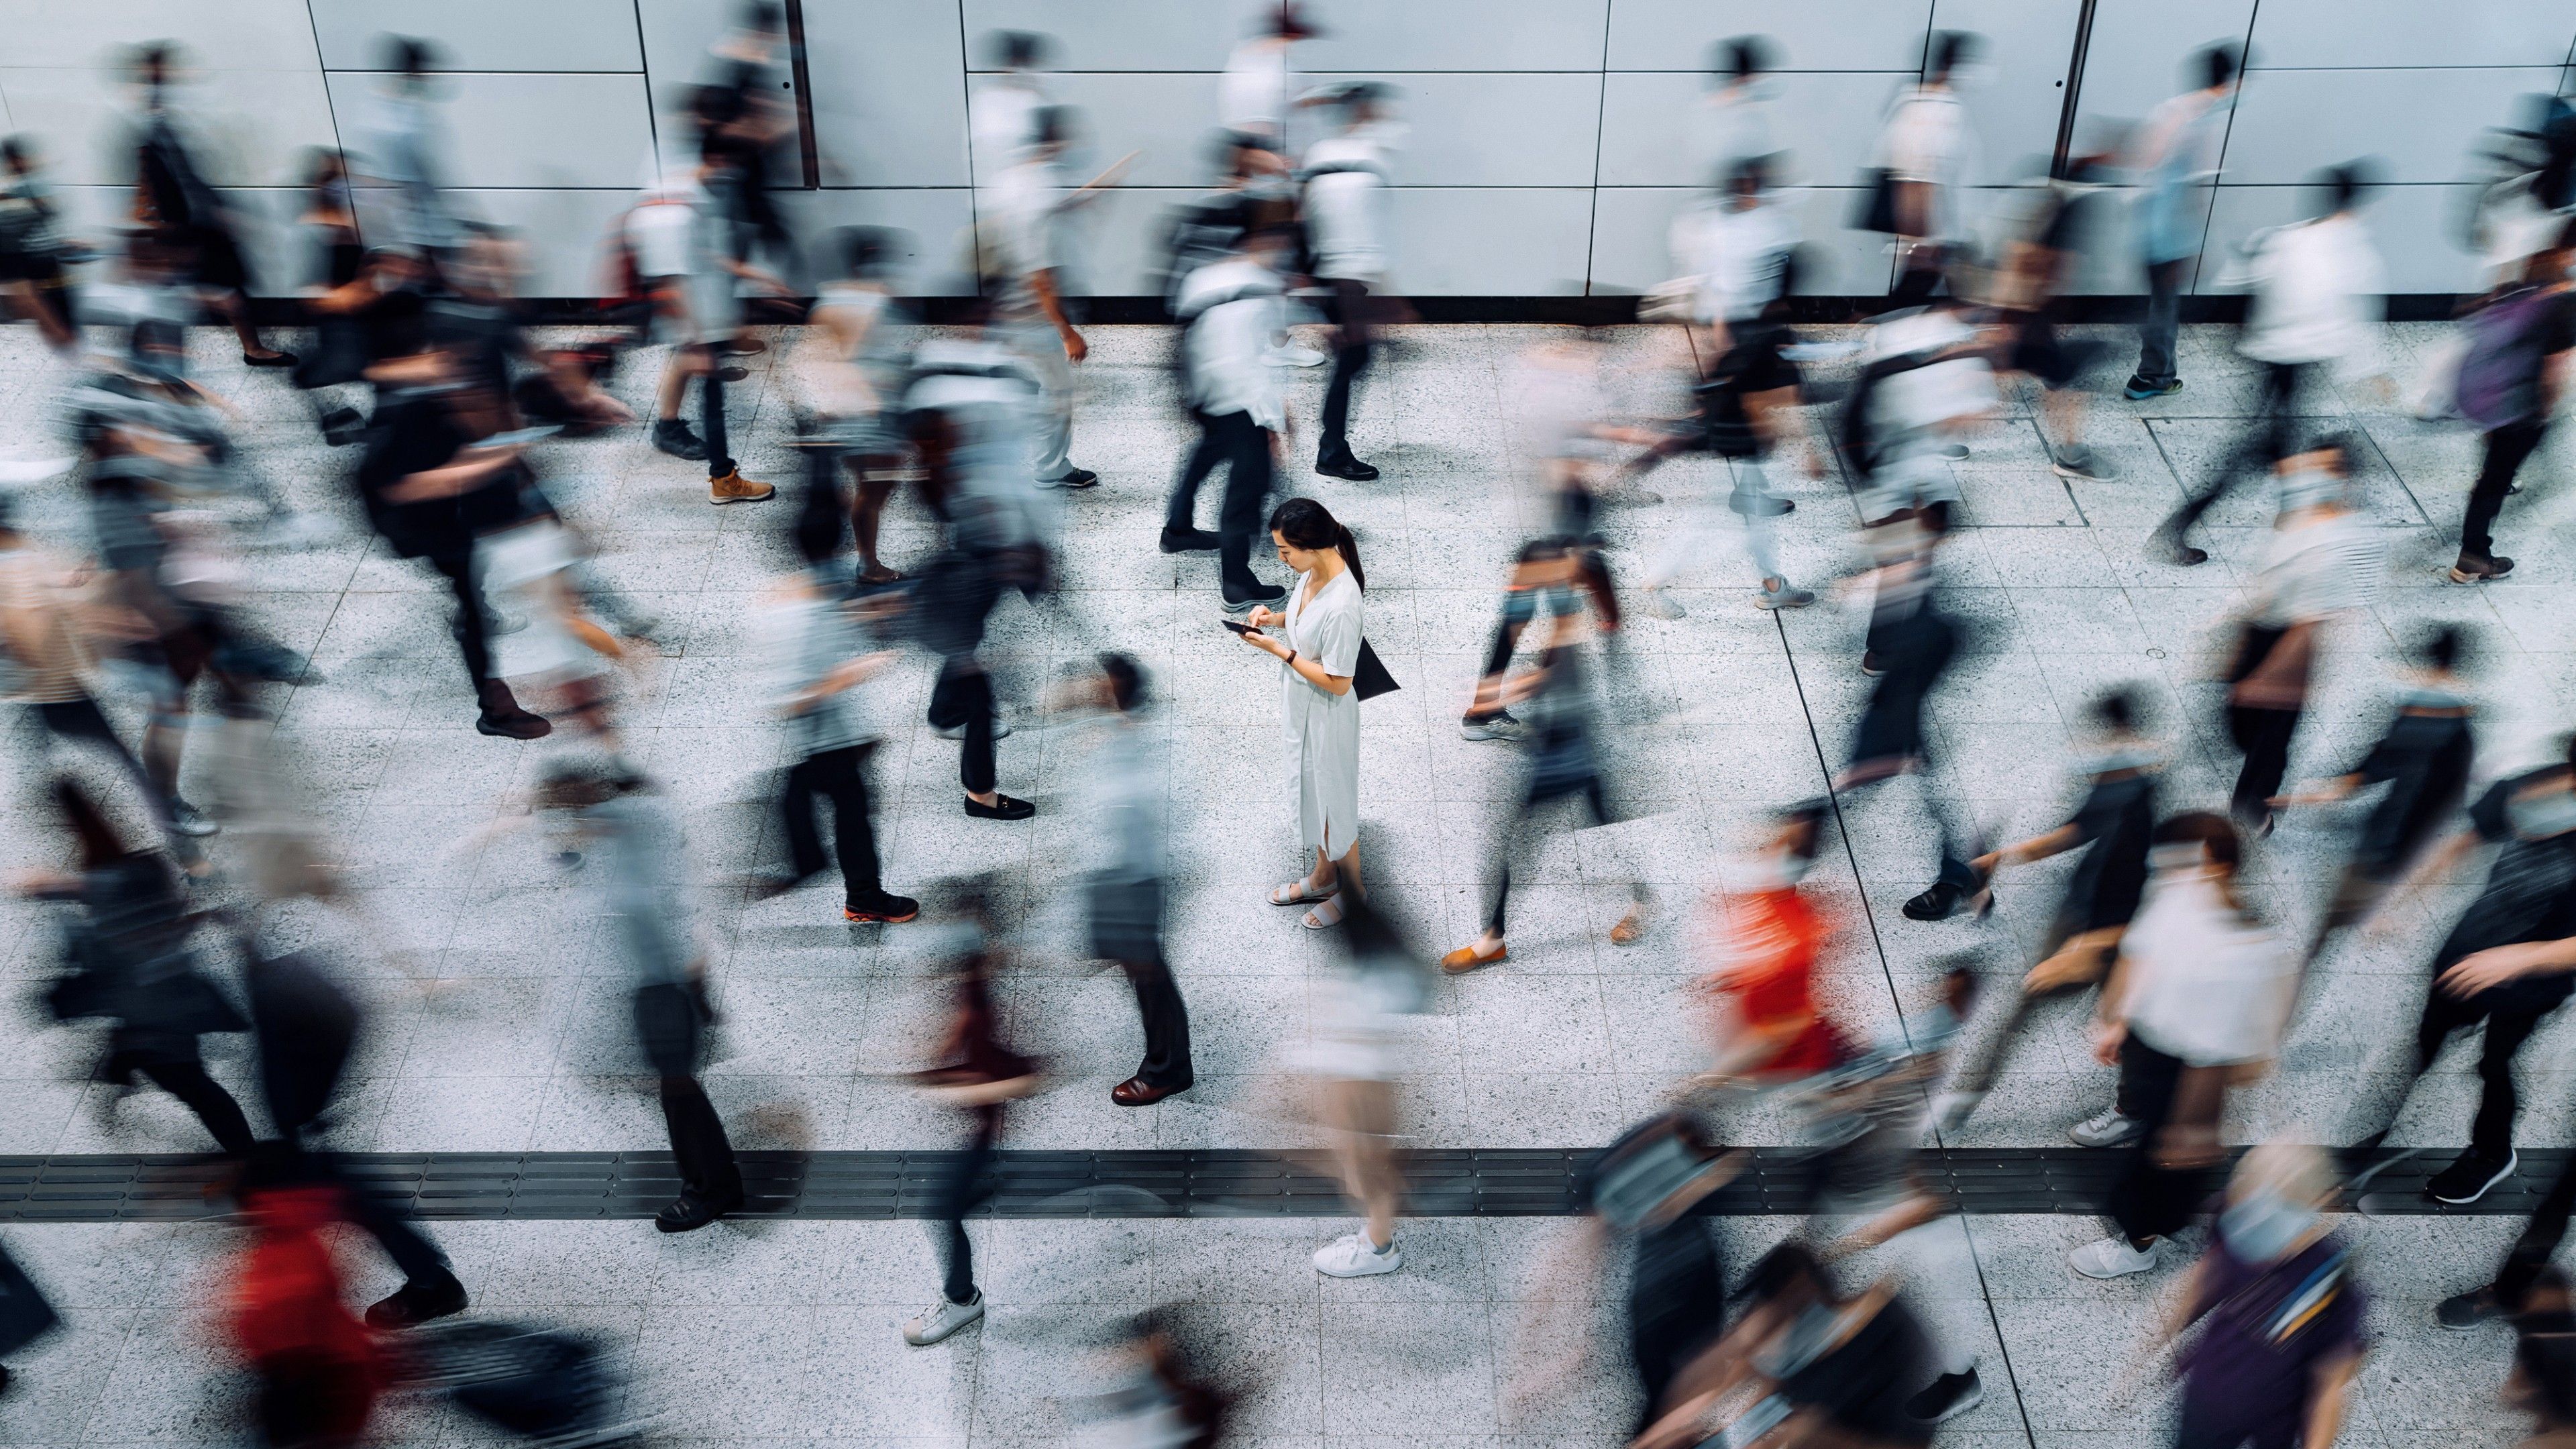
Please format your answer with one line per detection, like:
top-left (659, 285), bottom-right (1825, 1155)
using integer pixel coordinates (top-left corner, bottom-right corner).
top-left (1177, 257), bottom-right (1285, 429)
top-left (971, 74), bottom-right (1047, 170)
top-left (1220, 39), bottom-right (1291, 142)
top-left (2235, 215), bottom-right (2386, 374)
top-left (980, 160), bottom-right (1061, 319)
top-left (1670, 197), bottom-right (1797, 324)
top-left (2252, 507), bottom-right (2382, 627)
top-left (1301, 133), bottom-right (1392, 283)
top-left (2116, 872), bottom-right (2296, 1067)
top-left (1879, 86), bottom-right (1970, 186)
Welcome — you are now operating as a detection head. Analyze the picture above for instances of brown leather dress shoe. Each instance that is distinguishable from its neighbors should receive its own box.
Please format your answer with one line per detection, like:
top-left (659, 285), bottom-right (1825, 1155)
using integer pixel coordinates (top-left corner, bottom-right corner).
top-left (1110, 1075), bottom-right (1191, 1106)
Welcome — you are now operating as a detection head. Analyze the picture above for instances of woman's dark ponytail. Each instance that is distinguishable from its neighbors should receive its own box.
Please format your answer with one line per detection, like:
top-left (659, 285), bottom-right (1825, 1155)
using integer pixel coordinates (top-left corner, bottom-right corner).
top-left (1267, 496), bottom-right (1364, 590)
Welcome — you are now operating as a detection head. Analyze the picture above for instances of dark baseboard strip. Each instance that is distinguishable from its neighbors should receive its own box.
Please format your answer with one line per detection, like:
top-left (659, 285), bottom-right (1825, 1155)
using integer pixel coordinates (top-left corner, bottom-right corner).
top-left (0, 1147), bottom-right (2544, 1223)
top-left (238, 294), bottom-right (2465, 329)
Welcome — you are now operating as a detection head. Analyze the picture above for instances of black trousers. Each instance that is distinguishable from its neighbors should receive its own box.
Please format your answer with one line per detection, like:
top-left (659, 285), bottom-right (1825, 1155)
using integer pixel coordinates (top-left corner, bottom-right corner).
top-left (2496, 1150), bottom-right (2576, 1307)
top-left (2134, 256), bottom-right (2190, 389)
top-left (2414, 982), bottom-right (2559, 1161)
top-left (1485, 772), bottom-right (1627, 935)
top-left (2228, 704), bottom-right (2302, 823)
top-left (2164, 360), bottom-right (2306, 537)
top-left (1118, 951), bottom-right (1194, 1088)
top-left (34, 695), bottom-right (158, 802)
top-left (425, 546), bottom-right (494, 690)
top-left (659, 1075), bottom-right (743, 1200)
top-left (936, 1105), bottom-right (1002, 1303)
top-left (700, 350), bottom-right (733, 478)
top-left (2172, 1395), bottom-right (2300, 1449)
top-left (928, 657), bottom-right (997, 795)
top-left (1319, 279), bottom-right (1374, 460)
top-left (2461, 419), bottom-right (2547, 559)
top-left (288, 1148), bottom-right (456, 1287)
top-left (1628, 1216), bottom-right (1726, 1432)
top-left (781, 745), bottom-right (881, 904)
top-left (1169, 408), bottom-right (1275, 595)
top-left (2108, 1034), bottom-right (2198, 1248)
top-left (107, 1048), bottom-right (257, 1157)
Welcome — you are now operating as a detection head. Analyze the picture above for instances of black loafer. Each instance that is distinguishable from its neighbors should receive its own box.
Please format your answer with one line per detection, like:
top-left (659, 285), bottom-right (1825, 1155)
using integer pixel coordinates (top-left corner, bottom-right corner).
top-left (363, 1272), bottom-right (469, 1330)
top-left (1315, 454), bottom-right (1379, 482)
top-left (1159, 527), bottom-right (1221, 553)
top-left (655, 1186), bottom-right (744, 1233)
top-left (242, 350), bottom-right (300, 368)
top-left (963, 793), bottom-right (1036, 820)
top-left (1044, 468), bottom-right (1100, 490)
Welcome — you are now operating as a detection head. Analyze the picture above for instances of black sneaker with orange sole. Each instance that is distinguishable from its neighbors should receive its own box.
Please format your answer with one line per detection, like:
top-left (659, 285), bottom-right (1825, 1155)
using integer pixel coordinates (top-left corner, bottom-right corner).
top-left (845, 893), bottom-right (920, 924)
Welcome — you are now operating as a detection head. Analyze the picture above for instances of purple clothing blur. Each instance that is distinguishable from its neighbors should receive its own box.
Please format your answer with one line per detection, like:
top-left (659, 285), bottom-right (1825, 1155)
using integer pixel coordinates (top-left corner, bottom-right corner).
top-left (2175, 1235), bottom-right (2365, 1447)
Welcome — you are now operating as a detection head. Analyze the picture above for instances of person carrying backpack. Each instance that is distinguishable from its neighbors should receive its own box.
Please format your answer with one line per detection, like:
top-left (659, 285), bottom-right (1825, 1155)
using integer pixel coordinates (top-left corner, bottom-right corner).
top-left (2450, 220), bottom-right (2575, 583)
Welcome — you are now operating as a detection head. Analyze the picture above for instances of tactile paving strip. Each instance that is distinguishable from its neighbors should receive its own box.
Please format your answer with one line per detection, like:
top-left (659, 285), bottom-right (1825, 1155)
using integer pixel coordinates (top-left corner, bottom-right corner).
top-left (0, 1148), bottom-right (2547, 1222)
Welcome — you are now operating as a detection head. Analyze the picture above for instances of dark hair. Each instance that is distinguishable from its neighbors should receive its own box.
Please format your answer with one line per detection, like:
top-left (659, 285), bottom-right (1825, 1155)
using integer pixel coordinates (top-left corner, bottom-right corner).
top-left (2090, 686), bottom-right (2142, 734)
top-left (2314, 161), bottom-right (2376, 217)
top-left (1097, 651), bottom-right (1149, 712)
top-left (52, 778), bottom-right (133, 870)
top-left (382, 34), bottom-right (437, 76)
top-left (2200, 43), bottom-right (2240, 93)
top-left (739, 1), bottom-right (786, 32)
top-left (1727, 154), bottom-right (1770, 195)
top-left (987, 30), bottom-right (1049, 70)
top-left (1, 135), bottom-right (32, 172)
top-left (1267, 497), bottom-right (1363, 590)
top-left (1929, 31), bottom-right (1978, 80)
top-left (836, 225), bottom-right (902, 278)
top-left (2153, 810), bottom-right (2241, 875)
top-left (2305, 431), bottom-right (2354, 471)
top-left (1713, 36), bottom-right (1773, 82)
top-left (132, 42), bottom-right (178, 88)
top-left (2417, 623), bottom-right (2467, 673)
top-left (1739, 1242), bottom-right (1830, 1305)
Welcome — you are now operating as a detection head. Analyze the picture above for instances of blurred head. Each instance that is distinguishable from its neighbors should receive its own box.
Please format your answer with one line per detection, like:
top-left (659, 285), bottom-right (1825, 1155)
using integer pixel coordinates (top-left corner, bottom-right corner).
top-left (381, 34), bottom-right (439, 85)
top-left (2148, 810), bottom-right (2241, 880)
top-left (1028, 104), bottom-right (1073, 160)
top-left (1927, 31), bottom-right (1980, 85)
top-left (534, 752), bottom-right (645, 813)
top-left (3, 135), bottom-right (41, 176)
top-left (737, 1), bottom-right (786, 39)
top-left (1268, 496), bottom-right (1364, 589)
top-left (2086, 688), bottom-right (2152, 750)
top-left (986, 30), bottom-right (1051, 72)
top-left (2413, 623), bottom-right (2470, 678)
top-left (1757, 800), bottom-right (1829, 884)
top-left (52, 777), bottom-right (134, 869)
top-left (1260, 2), bottom-right (1320, 40)
top-left (1711, 36), bottom-right (1774, 89)
top-left (129, 41), bottom-right (182, 94)
top-left (2219, 1140), bottom-right (2333, 1263)
top-left (302, 147), bottom-right (346, 192)
top-left (2198, 42), bottom-right (2242, 96)
top-left (1725, 154), bottom-right (1771, 203)
top-left (835, 225), bottom-right (906, 282)
top-left (1735, 1244), bottom-right (1839, 1362)
top-left (1095, 651), bottom-right (1151, 714)
top-left (2308, 161), bottom-right (2377, 219)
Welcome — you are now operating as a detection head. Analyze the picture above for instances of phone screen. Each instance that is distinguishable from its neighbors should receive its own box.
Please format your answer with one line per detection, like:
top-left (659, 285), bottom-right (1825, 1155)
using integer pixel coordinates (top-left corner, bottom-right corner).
top-left (1220, 618), bottom-right (1257, 635)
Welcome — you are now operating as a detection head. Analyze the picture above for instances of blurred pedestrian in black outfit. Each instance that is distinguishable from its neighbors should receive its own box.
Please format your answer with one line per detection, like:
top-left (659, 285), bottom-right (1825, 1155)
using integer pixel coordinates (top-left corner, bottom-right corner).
top-left (121, 43), bottom-right (294, 368)
top-left (1071, 653), bottom-right (1193, 1105)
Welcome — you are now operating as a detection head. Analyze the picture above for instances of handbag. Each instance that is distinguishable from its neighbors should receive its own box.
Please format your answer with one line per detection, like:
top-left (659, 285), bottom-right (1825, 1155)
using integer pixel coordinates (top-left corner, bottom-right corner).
top-left (1352, 639), bottom-right (1400, 702)
top-left (1850, 167), bottom-right (1900, 235)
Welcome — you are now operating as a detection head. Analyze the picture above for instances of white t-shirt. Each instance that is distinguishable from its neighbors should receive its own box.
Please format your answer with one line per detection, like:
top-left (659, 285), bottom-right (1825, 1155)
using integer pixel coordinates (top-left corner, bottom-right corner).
top-left (2117, 873), bottom-right (2296, 1067)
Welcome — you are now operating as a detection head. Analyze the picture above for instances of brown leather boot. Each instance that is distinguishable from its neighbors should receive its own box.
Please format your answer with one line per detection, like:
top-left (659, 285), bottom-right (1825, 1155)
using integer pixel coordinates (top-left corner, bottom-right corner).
top-left (708, 468), bottom-right (775, 504)
top-left (475, 680), bottom-right (552, 739)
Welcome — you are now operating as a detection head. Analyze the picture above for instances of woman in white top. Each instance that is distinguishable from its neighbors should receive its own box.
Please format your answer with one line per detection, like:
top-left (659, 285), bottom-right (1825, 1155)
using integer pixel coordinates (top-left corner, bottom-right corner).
top-left (1874, 32), bottom-right (1980, 299)
top-left (2070, 812), bottom-right (2297, 1280)
top-left (1234, 497), bottom-right (1365, 928)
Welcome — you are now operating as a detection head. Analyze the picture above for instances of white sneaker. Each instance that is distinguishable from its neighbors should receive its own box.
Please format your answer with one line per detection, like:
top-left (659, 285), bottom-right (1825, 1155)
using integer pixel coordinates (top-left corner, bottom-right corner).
top-left (1267, 343), bottom-right (1330, 368)
top-left (2068, 1235), bottom-right (2162, 1280)
top-left (902, 1291), bottom-right (984, 1345)
top-left (1313, 1231), bottom-right (1402, 1277)
top-left (2068, 1106), bottom-right (2145, 1148)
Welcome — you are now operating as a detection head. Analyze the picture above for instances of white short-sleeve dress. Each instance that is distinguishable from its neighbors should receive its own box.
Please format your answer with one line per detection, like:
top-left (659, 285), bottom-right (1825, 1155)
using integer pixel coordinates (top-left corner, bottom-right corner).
top-left (1281, 568), bottom-right (1363, 859)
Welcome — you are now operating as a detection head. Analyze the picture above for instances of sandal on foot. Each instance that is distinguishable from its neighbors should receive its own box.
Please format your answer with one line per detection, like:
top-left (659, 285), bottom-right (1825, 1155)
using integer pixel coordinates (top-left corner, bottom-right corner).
top-left (1440, 939), bottom-right (1506, 973)
top-left (1301, 893), bottom-right (1347, 930)
top-left (1609, 912), bottom-right (1644, 945)
top-left (1269, 878), bottom-right (1333, 907)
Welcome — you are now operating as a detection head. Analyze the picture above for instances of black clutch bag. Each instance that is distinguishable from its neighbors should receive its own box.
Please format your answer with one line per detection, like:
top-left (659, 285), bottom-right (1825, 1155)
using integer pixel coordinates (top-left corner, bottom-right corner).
top-left (1849, 166), bottom-right (1899, 235)
top-left (1352, 639), bottom-right (1400, 702)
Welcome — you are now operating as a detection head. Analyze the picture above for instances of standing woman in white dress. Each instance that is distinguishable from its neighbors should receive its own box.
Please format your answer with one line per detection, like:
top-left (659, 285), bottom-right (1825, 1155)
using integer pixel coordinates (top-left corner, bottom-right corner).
top-left (1235, 497), bottom-right (1365, 928)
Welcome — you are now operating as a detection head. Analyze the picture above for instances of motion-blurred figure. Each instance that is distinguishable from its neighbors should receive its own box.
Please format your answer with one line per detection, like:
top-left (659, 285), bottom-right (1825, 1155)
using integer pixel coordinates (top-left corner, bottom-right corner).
top-left (2153, 165), bottom-right (2387, 567)
top-left (970, 31), bottom-right (1055, 173)
top-left (120, 42), bottom-right (294, 366)
top-left (0, 134), bottom-right (83, 351)
top-left (1301, 83), bottom-right (1397, 481)
top-left (641, 127), bottom-right (784, 504)
top-left (2462, 94), bottom-right (2576, 286)
top-left (1220, 3), bottom-right (1318, 156)
top-left (981, 105), bottom-right (1108, 490)
top-left (1839, 292), bottom-right (1997, 524)
top-left (2070, 812), bottom-right (2294, 1279)
top-left (352, 37), bottom-right (461, 260)
top-left (0, 495), bottom-right (162, 811)
top-left (2446, 220), bottom-right (2573, 584)
top-left (1986, 146), bottom-right (2120, 481)
top-left (536, 755), bottom-right (744, 1232)
top-left (1868, 31), bottom-right (1982, 307)
top-left (2220, 437), bottom-right (2381, 837)
top-left (804, 227), bottom-right (916, 584)
top-left (1071, 653), bottom-right (1194, 1106)
top-left (1696, 802), bottom-right (1845, 1084)
top-left (695, 3), bottom-right (800, 285)
top-left (904, 878), bottom-right (1042, 1345)
top-left (26, 779), bottom-right (255, 1156)
top-left (2123, 44), bottom-right (2239, 400)
top-left (225, 1148), bottom-right (386, 1449)
top-left (2360, 733), bottom-right (2576, 1205)
top-left (1699, 36), bottom-right (1778, 185)
top-left (0, 1237), bottom-right (60, 1400)
top-left (1167, 223), bottom-right (1292, 610)
top-left (2505, 1270), bottom-right (2576, 1441)
top-left (1070, 1311), bottom-right (1231, 1449)
top-left (2149, 1143), bottom-right (2365, 1449)
top-left (1301, 895), bottom-right (1426, 1277)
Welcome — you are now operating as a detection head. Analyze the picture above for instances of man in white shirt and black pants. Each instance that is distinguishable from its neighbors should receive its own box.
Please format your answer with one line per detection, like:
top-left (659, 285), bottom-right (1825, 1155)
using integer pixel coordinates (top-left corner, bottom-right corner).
top-left (981, 107), bottom-right (1096, 490)
top-left (1303, 85), bottom-right (1395, 482)
top-left (1168, 227), bottom-right (1293, 611)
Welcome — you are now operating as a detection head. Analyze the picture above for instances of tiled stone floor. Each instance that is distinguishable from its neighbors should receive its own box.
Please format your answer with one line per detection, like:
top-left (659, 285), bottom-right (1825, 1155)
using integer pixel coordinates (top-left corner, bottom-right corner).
top-left (0, 318), bottom-right (2570, 1445)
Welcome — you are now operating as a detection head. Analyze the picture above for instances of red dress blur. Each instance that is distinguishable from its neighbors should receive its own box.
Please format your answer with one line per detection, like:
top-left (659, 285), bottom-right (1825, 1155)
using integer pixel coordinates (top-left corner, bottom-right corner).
top-left (229, 1186), bottom-right (385, 1448)
top-left (1706, 886), bottom-right (1848, 1077)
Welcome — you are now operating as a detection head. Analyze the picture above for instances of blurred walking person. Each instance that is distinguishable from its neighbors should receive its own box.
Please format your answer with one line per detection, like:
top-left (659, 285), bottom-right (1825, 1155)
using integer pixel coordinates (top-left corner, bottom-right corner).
top-left (0, 135), bottom-right (83, 352)
top-left (2446, 221), bottom-right (2573, 583)
top-left (1440, 600), bottom-right (1646, 974)
top-left (1989, 145), bottom-right (2121, 480)
top-left (1302, 84), bottom-right (1397, 481)
top-left (1841, 511), bottom-right (1988, 923)
top-left (904, 879), bottom-right (1041, 1344)
top-left (2070, 812), bottom-right (2296, 1279)
top-left (1167, 225), bottom-right (1293, 612)
top-left (2123, 45), bottom-right (2240, 400)
top-left (804, 227), bottom-right (916, 585)
top-left (2151, 1143), bottom-right (2366, 1449)
top-left (1234, 497), bottom-right (1366, 928)
top-left (121, 43), bottom-right (294, 366)
top-left (225, 1148), bottom-right (388, 1449)
top-left (536, 757), bottom-right (743, 1232)
top-left (352, 38), bottom-right (461, 260)
top-left (0, 496), bottom-right (162, 813)
top-left (2153, 166), bottom-right (2387, 566)
top-left (1695, 802), bottom-right (1847, 1083)
top-left (1220, 3), bottom-right (1318, 156)
top-left (1698, 37), bottom-right (1778, 186)
top-left (1073, 653), bottom-right (1195, 1106)
top-left (643, 130), bottom-right (783, 504)
top-left (1866, 32), bottom-right (1982, 307)
top-left (1300, 894), bottom-right (1427, 1277)
top-left (981, 106), bottom-right (1106, 490)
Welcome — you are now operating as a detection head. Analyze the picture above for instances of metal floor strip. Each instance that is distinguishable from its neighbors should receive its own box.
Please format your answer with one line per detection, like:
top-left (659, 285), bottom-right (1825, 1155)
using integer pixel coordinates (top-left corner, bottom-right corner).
top-left (0, 1147), bottom-right (2548, 1222)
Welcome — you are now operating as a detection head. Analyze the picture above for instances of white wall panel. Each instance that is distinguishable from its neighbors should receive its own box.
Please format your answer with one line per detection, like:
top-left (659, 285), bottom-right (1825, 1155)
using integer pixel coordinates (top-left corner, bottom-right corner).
top-left (325, 72), bottom-right (651, 190)
top-left (309, 1), bottom-right (644, 73)
top-left (1387, 189), bottom-right (1593, 294)
top-left (1048, 186), bottom-right (1189, 297)
top-left (776, 190), bottom-right (980, 296)
top-left (1297, 73), bottom-right (1603, 186)
top-left (374, 187), bottom-right (638, 294)
top-left (1, 66), bottom-right (339, 188)
top-left (2224, 67), bottom-right (2562, 185)
top-left (2066, 1), bottom-right (2253, 141)
top-left (1927, 0), bottom-right (2086, 180)
top-left (2197, 184), bottom-right (2485, 294)
top-left (50, 185), bottom-right (304, 294)
top-left (0, 0), bottom-right (323, 70)
top-left (1587, 187), bottom-right (1890, 296)
top-left (1597, 70), bottom-right (1905, 188)
top-left (971, 74), bottom-right (1222, 189)
top-left (1297, 0), bottom-right (1609, 72)
top-left (2243, 0), bottom-right (2573, 70)
top-left (1606, 0), bottom-right (1933, 72)
top-left (958, 0), bottom-right (1250, 72)
top-left (801, 1), bottom-right (971, 189)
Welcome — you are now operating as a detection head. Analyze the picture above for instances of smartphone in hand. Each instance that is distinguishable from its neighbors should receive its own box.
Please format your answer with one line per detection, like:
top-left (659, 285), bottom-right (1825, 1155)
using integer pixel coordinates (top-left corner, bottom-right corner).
top-left (1220, 617), bottom-right (1258, 636)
